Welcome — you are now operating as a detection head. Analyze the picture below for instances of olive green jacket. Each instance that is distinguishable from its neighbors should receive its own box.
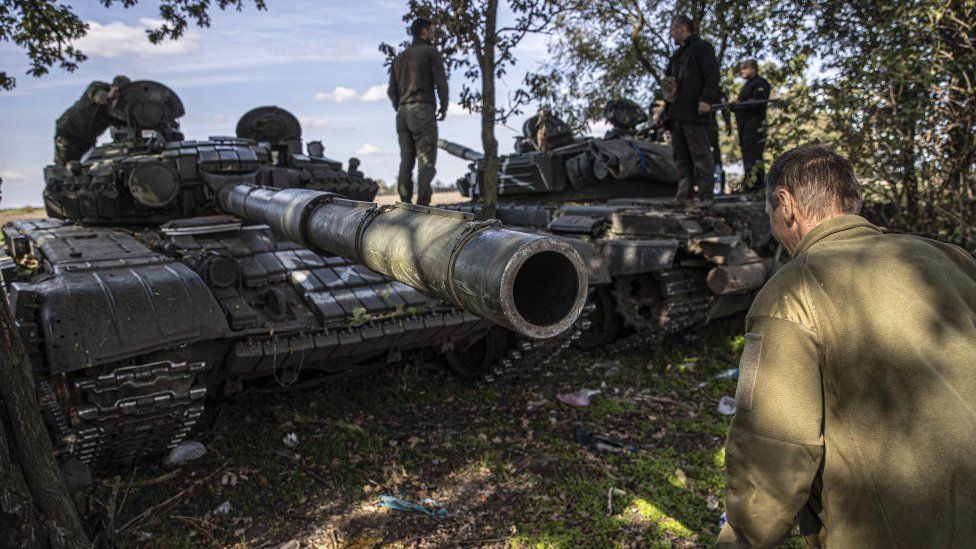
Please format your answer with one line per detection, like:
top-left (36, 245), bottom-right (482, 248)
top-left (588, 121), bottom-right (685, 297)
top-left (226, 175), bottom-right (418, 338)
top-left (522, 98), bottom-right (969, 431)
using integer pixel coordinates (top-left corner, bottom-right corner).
top-left (716, 215), bottom-right (976, 548)
top-left (387, 38), bottom-right (449, 111)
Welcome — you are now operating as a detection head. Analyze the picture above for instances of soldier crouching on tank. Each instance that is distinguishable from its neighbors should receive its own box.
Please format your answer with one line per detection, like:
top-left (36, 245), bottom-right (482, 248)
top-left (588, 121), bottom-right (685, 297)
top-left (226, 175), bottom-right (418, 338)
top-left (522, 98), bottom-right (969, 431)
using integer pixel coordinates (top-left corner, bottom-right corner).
top-left (387, 18), bottom-right (449, 206)
top-left (662, 16), bottom-right (721, 203)
top-left (717, 144), bottom-right (976, 547)
top-left (347, 157), bottom-right (364, 178)
top-left (53, 75), bottom-right (130, 164)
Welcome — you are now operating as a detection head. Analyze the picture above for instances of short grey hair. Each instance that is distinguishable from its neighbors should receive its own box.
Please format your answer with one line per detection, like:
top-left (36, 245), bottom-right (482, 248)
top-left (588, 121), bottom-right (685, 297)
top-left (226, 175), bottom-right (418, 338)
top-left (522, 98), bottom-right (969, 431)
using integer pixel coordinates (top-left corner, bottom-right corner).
top-left (766, 144), bottom-right (862, 219)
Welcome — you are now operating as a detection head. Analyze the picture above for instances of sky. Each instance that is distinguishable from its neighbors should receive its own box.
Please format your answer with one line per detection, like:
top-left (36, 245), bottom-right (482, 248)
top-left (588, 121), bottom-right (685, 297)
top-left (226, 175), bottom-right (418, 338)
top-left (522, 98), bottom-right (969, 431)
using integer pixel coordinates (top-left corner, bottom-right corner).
top-left (0, 0), bottom-right (555, 207)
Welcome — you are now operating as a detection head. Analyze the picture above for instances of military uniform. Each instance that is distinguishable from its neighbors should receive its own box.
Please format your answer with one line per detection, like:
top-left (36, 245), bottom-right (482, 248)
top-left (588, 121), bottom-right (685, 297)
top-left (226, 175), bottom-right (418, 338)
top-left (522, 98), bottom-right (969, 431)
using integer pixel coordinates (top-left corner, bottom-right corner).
top-left (734, 75), bottom-right (770, 192)
top-left (664, 34), bottom-right (721, 201)
top-left (388, 38), bottom-right (449, 206)
top-left (54, 81), bottom-right (123, 164)
top-left (718, 215), bottom-right (976, 548)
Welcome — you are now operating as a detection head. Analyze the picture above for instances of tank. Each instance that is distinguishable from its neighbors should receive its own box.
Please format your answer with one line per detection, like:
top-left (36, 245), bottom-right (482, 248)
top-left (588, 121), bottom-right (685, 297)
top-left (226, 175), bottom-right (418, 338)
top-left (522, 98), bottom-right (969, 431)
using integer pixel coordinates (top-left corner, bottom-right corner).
top-left (0, 81), bottom-right (588, 469)
top-left (438, 100), bottom-right (778, 348)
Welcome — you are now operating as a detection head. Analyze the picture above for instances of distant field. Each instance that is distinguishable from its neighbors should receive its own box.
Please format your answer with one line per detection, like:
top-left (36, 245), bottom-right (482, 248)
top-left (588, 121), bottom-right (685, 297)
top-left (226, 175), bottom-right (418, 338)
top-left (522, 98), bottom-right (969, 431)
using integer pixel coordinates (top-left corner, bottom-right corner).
top-left (0, 207), bottom-right (46, 243)
top-left (375, 190), bottom-right (470, 206)
top-left (0, 206), bottom-right (46, 226)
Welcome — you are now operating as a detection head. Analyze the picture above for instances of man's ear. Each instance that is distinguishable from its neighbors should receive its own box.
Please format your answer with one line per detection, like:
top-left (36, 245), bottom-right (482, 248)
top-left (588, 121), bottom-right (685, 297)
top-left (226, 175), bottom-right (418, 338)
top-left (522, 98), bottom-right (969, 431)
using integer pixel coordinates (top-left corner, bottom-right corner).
top-left (774, 188), bottom-right (796, 226)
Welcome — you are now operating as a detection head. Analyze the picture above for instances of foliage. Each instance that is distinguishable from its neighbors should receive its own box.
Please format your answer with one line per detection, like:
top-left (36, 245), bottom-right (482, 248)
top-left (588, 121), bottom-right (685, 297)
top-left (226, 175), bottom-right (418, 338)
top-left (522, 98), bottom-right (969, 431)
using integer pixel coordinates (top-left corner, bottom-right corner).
top-left (813, 0), bottom-right (976, 251)
top-left (526, 0), bottom-right (809, 132)
top-left (533, 0), bottom-right (976, 251)
top-left (0, 0), bottom-right (266, 90)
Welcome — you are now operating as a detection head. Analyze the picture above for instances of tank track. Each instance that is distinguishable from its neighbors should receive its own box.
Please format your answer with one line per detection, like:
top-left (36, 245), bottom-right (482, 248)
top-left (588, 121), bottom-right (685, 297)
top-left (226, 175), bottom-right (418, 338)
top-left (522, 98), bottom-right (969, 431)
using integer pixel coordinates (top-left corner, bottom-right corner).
top-left (476, 304), bottom-right (594, 385)
top-left (67, 360), bottom-right (207, 468)
top-left (604, 268), bottom-right (713, 355)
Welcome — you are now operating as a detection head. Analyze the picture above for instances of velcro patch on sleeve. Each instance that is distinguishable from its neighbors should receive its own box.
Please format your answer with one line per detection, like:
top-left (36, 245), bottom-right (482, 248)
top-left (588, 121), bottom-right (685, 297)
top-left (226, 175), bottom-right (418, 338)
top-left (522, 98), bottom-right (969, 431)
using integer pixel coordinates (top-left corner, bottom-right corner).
top-left (735, 332), bottom-right (763, 410)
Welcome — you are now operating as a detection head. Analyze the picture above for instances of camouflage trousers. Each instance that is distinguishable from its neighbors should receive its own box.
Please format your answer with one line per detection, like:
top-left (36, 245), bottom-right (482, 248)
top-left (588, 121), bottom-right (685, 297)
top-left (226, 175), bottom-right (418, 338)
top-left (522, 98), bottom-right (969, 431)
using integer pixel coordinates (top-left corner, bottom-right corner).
top-left (54, 133), bottom-right (88, 164)
top-left (396, 103), bottom-right (438, 206)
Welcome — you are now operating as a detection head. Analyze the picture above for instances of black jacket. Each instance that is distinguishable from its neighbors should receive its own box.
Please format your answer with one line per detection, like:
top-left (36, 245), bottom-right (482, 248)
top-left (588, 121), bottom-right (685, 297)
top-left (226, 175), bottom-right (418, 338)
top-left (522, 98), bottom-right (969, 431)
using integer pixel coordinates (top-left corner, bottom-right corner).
top-left (55, 81), bottom-right (122, 148)
top-left (664, 34), bottom-right (721, 124)
top-left (735, 75), bottom-right (771, 121)
top-left (388, 38), bottom-right (449, 110)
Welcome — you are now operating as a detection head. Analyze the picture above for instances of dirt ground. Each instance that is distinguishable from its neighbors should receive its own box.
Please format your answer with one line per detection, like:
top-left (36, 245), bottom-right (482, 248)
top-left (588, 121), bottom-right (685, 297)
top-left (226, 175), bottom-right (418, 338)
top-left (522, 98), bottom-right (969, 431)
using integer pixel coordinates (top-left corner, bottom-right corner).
top-left (84, 316), bottom-right (802, 548)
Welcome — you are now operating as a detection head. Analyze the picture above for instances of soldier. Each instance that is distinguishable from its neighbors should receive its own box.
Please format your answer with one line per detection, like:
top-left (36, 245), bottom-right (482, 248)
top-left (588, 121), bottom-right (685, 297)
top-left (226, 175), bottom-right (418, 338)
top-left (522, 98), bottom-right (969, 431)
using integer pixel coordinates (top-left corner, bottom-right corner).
top-left (734, 59), bottom-right (770, 192)
top-left (347, 157), bottom-right (364, 178)
top-left (387, 18), bottom-right (449, 206)
top-left (54, 75), bottom-right (130, 164)
top-left (663, 15), bottom-right (721, 202)
top-left (718, 144), bottom-right (976, 547)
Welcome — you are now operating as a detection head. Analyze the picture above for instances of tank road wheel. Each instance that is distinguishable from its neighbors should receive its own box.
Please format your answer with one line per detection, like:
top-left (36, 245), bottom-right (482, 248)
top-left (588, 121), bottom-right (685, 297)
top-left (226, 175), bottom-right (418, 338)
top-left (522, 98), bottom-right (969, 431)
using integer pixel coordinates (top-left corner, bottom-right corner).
top-left (612, 273), bottom-right (666, 331)
top-left (611, 269), bottom-right (713, 336)
top-left (444, 326), bottom-right (512, 380)
top-left (444, 306), bottom-right (592, 385)
top-left (574, 286), bottom-right (624, 349)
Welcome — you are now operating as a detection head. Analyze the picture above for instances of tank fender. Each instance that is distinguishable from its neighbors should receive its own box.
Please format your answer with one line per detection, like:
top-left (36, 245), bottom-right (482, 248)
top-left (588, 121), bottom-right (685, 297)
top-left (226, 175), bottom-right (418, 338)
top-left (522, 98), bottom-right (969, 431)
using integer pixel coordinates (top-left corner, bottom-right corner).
top-left (596, 238), bottom-right (679, 277)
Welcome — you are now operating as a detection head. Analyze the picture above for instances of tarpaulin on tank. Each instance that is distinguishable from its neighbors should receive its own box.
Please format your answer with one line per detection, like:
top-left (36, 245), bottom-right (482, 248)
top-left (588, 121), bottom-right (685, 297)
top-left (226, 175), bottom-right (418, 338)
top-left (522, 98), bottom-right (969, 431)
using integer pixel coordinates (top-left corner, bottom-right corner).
top-left (590, 139), bottom-right (680, 183)
top-left (7, 221), bottom-right (229, 373)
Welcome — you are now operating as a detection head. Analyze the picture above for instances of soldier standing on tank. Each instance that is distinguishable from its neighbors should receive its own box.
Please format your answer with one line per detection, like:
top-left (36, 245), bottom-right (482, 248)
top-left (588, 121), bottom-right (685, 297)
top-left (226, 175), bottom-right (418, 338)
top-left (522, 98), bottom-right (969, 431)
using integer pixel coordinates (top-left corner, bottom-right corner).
top-left (663, 15), bottom-right (721, 203)
top-left (717, 144), bottom-right (976, 547)
top-left (387, 18), bottom-right (449, 206)
top-left (734, 59), bottom-right (770, 192)
top-left (54, 75), bottom-right (130, 164)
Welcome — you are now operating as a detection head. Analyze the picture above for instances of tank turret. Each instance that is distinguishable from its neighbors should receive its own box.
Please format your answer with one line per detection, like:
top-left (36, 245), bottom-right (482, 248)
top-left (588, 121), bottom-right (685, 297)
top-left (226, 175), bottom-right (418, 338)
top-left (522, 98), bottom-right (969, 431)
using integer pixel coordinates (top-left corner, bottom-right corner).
top-left (42, 82), bottom-right (378, 224)
top-left (439, 105), bottom-right (679, 201)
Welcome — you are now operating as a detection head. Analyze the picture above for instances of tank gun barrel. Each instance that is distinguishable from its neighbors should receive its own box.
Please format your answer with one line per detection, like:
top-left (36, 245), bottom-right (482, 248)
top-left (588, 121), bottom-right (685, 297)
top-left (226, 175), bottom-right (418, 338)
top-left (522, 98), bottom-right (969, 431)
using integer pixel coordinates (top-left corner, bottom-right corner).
top-left (438, 139), bottom-right (485, 161)
top-left (216, 183), bottom-right (587, 339)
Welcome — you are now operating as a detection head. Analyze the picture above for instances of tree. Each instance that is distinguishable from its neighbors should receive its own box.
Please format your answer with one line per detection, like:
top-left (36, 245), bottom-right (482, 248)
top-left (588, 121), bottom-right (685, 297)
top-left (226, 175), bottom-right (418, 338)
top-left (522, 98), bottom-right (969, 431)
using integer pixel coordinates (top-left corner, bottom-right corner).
top-left (812, 0), bottom-right (976, 250)
top-left (403, 0), bottom-right (560, 219)
top-left (0, 0), bottom-right (267, 90)
top-left (526, 0), bottom-right (808, 131)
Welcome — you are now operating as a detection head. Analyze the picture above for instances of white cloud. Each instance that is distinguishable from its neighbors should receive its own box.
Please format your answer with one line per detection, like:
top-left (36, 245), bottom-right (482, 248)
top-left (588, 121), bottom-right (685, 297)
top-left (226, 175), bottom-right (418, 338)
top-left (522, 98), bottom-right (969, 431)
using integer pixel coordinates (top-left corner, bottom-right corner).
top-left (299, 116), bottom-right (332, 129)
top-left (447, 103), bottom-right (477, 118)
top-left (360, 84), bottom-right (388, 102)
top-left (75, 19), bottom-right (200, 58)
top-left (314, 86), bottom-right (359, 103)
top-left (355, 143), bottom-right (384, 155)
top-left (314, 84), bottom-right (388, 103)
top-left (1, 171), bottom-right (26, 182)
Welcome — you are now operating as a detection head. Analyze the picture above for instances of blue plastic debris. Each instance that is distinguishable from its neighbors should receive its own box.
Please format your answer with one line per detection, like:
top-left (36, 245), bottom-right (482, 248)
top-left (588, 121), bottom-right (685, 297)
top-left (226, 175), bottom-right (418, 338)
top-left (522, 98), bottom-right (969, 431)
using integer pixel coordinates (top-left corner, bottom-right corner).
top-left (378, 494), bottom-right (448, 517)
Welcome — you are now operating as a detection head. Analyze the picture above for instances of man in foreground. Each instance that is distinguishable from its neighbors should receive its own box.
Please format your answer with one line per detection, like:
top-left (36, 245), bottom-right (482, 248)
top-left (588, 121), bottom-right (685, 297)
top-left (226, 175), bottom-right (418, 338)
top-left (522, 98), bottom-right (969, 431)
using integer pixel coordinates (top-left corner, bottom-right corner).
top-left (53, 75), bottom-right (130, 163)
top-left (718, 144), bottom-right (976, 547)
top-left (663, 15), bottom-right (721, 202)
top-left (387, 18), bottom-right (449, 206)
top-left (734, 60), bottom-right (770, 192)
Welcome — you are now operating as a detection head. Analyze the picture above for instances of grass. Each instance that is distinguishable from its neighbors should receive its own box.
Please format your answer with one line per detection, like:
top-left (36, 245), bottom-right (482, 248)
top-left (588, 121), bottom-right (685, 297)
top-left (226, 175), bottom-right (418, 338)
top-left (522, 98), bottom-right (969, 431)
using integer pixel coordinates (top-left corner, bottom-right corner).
top-left (89, 315), bottom-right (802, 547)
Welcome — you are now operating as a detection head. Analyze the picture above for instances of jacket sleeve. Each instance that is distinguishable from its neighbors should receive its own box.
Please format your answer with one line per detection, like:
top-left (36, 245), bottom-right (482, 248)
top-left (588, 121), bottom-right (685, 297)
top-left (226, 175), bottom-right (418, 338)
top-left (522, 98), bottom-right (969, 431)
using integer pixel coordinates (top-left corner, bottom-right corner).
top-left (716, 315), bottom-right (824, 548)
top-left (698, 42), bottom-right (721, 104)
top-left (387, 58), bottom-right (400, 110)
top-left (431, 49), bottom-right (449, 112)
